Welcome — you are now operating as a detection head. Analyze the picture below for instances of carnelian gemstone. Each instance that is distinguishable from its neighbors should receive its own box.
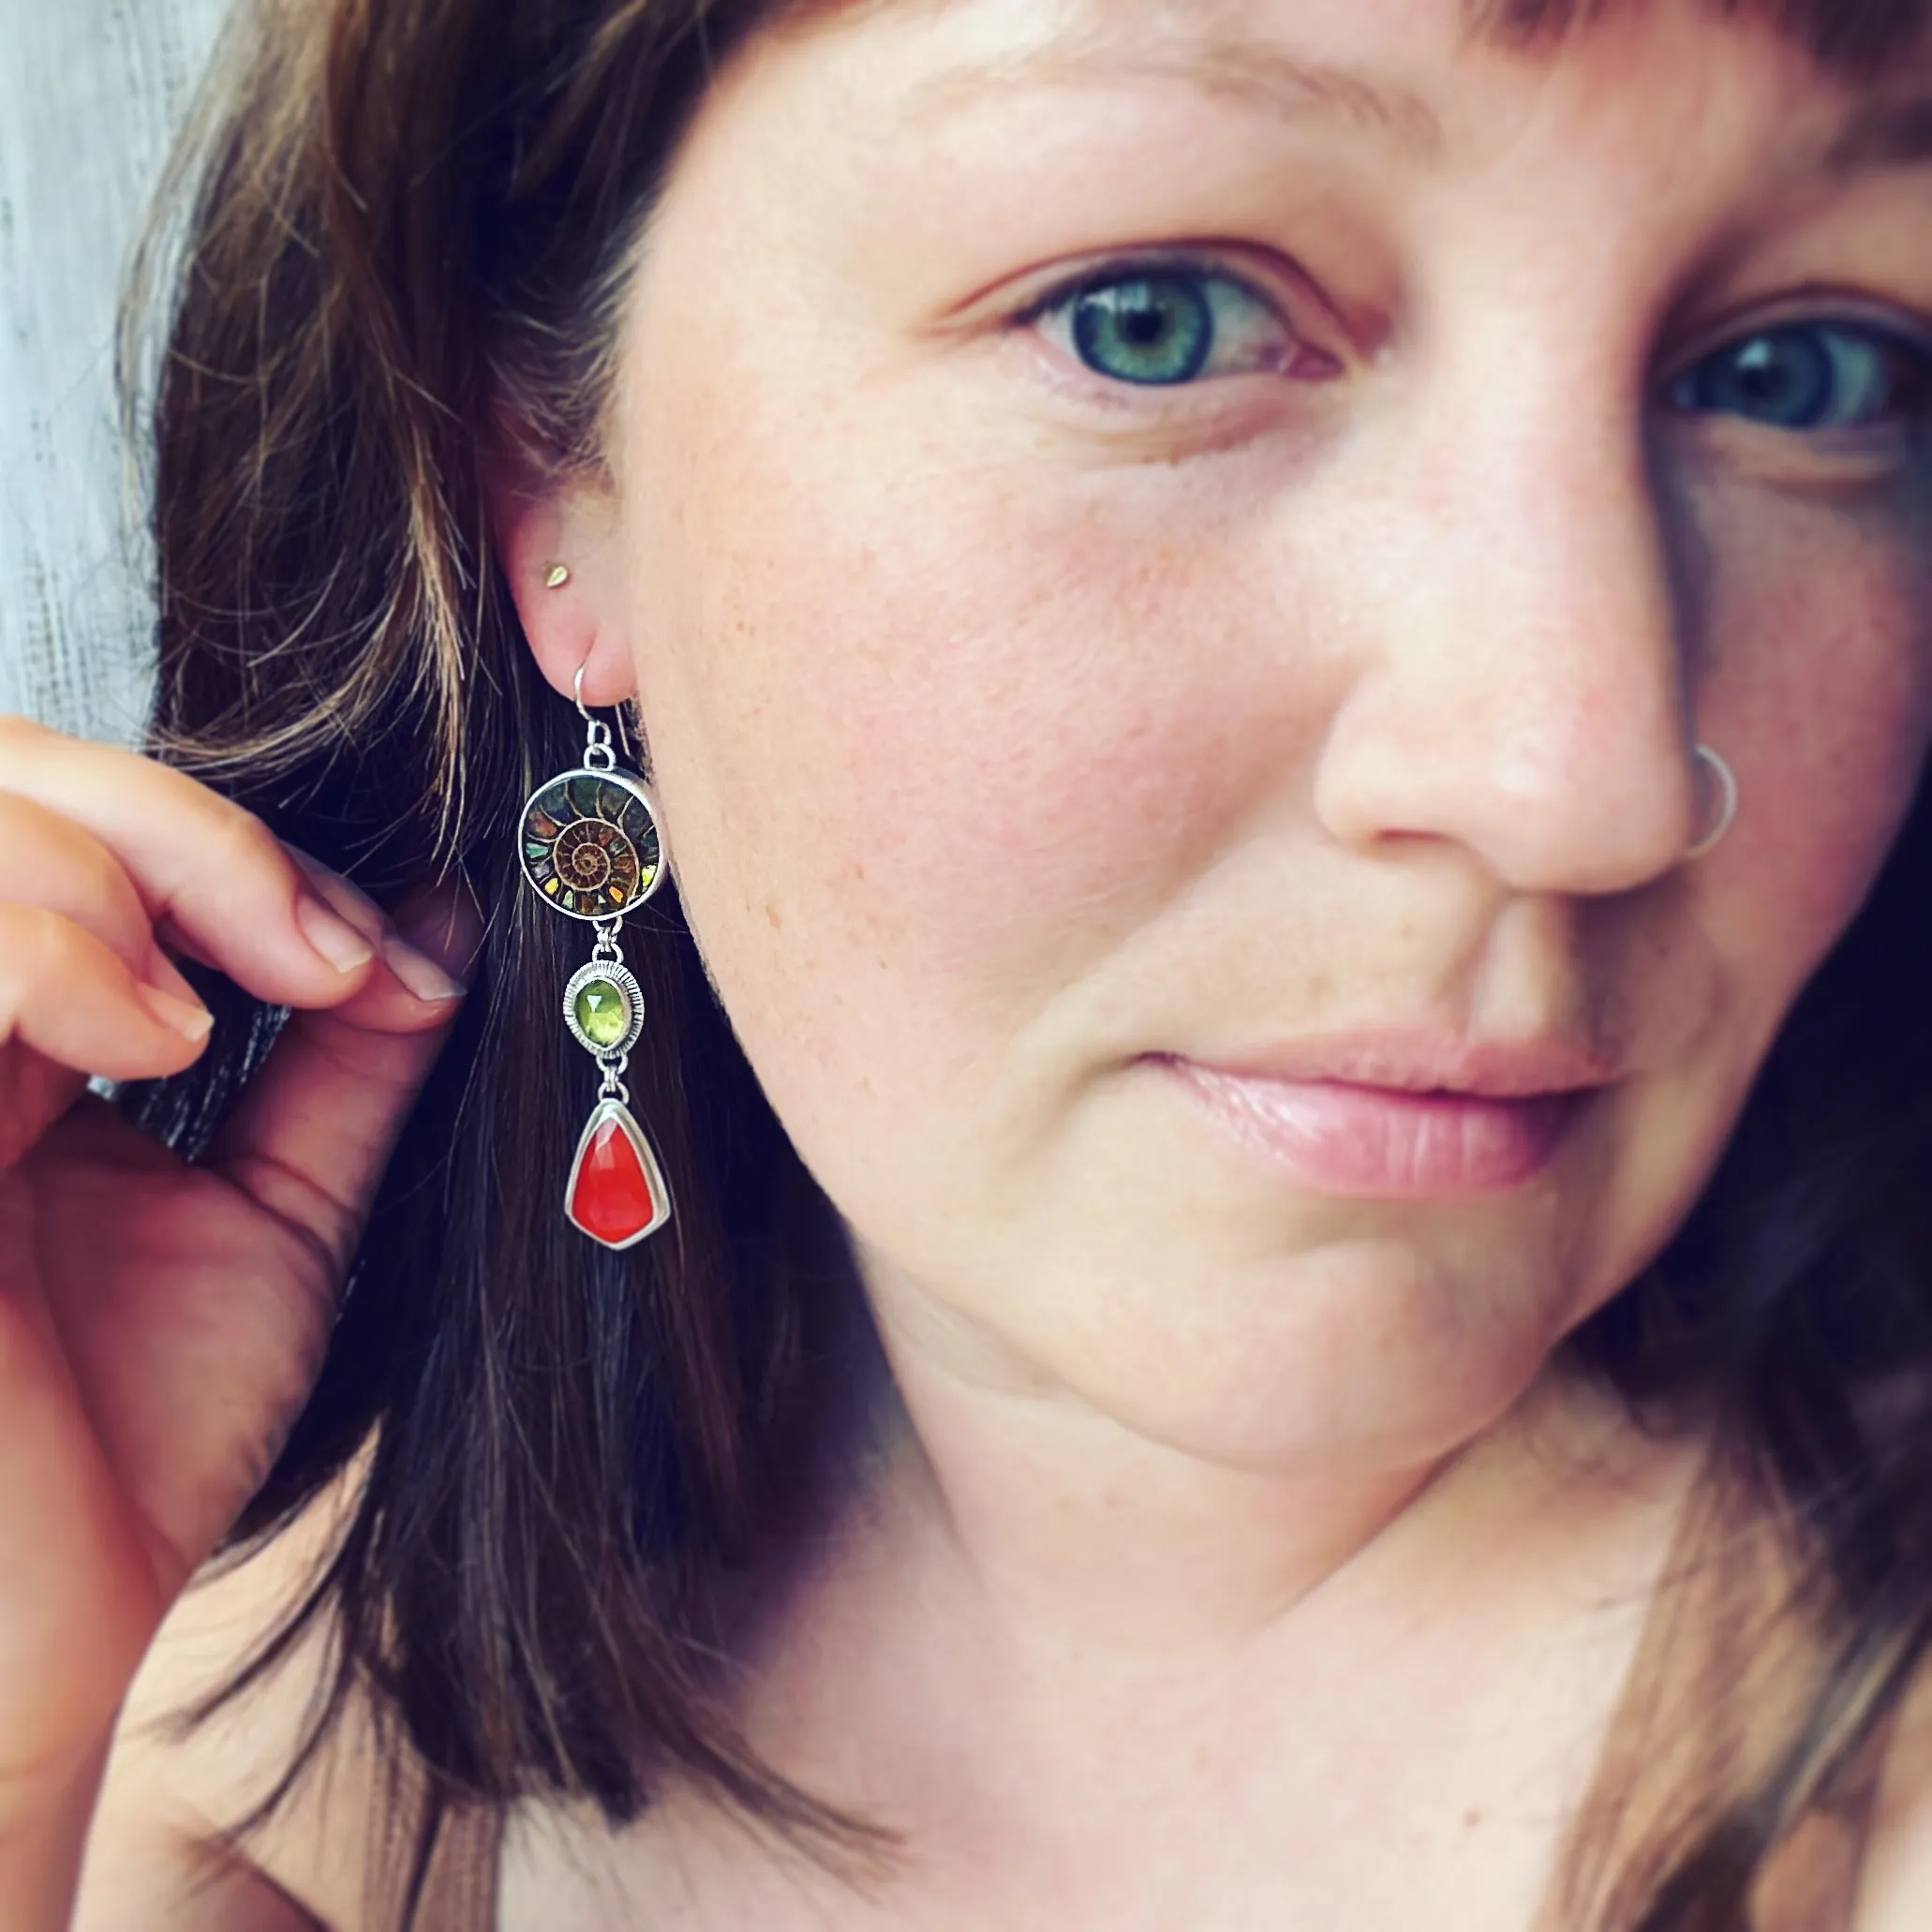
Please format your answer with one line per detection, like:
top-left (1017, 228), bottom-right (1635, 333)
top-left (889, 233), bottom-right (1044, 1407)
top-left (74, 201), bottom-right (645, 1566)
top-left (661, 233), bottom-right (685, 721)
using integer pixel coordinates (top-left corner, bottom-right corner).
top-left (569, 1116), bottom-right (658, 1246)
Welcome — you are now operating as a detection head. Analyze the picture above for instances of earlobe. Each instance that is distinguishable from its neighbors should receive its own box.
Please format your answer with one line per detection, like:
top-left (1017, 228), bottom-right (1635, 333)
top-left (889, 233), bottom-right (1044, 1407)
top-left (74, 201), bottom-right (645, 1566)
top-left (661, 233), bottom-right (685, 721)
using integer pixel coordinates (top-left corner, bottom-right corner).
top-left (485, 450), bottom-right (635, 708)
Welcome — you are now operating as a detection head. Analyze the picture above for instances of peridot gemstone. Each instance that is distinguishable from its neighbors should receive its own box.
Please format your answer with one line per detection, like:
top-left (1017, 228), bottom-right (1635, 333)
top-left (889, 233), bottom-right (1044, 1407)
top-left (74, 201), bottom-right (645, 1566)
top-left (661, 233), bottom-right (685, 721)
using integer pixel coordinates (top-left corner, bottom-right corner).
top-left (574, 977), bottom-right (631, 1049)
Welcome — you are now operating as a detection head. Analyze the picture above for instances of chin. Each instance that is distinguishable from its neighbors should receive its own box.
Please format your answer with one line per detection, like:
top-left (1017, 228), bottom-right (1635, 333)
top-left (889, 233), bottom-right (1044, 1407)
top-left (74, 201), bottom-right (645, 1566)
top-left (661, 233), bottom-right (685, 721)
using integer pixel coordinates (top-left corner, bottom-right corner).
top-left (1002, 1224), bottom-right (1589, 1477)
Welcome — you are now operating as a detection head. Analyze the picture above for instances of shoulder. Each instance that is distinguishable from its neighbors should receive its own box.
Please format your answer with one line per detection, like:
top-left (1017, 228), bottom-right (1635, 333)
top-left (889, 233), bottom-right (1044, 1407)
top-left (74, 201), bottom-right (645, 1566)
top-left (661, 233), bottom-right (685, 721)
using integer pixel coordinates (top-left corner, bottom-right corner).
top-left (76, 1467), bottom-right (398, 1931)
top-left (1854, 1658), bottom-right (1932, 1930)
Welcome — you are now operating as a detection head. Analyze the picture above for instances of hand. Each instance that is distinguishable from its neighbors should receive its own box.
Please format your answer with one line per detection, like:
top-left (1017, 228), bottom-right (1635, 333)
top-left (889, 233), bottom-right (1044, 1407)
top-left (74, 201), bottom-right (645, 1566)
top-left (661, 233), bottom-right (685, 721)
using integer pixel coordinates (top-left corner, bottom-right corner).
top-left (0, 716), bottom-right (477, 1804)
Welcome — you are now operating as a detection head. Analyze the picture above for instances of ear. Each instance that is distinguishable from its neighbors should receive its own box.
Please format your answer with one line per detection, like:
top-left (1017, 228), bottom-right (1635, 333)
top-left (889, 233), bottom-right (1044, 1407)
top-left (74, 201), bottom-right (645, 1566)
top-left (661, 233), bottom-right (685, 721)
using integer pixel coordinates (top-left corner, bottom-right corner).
top-left (484, 443), bottom-right (636, 710)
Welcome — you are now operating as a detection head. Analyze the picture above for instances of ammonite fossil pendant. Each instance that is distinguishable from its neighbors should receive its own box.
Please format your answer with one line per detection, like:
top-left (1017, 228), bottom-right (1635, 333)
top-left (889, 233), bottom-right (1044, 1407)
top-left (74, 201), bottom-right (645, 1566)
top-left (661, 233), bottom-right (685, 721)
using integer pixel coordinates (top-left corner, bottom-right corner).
top-left (518, 767), bottom-right (665, 922)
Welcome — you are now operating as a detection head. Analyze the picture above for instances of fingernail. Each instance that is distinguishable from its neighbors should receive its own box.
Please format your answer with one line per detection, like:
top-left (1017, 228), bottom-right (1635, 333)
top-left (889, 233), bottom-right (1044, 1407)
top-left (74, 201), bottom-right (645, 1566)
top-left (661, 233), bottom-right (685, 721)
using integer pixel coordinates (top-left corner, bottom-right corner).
top-left (295, 892), bottom-right (378, 974)
top-left (139, 981), bottom-right (215, 1043)
top-left (285, 846), bottom-right (387, 943)
top-left (381, 930), bottom-right (467, 1003)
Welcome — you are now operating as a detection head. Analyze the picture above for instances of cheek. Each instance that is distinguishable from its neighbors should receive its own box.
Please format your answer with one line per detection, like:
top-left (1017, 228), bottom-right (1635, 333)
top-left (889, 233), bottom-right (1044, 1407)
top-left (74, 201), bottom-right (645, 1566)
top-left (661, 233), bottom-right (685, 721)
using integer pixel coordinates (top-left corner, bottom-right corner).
top-left (1704, 499), bottom-right (1932, 998)
top-left (622, 383), bottom-right (1336, 1122)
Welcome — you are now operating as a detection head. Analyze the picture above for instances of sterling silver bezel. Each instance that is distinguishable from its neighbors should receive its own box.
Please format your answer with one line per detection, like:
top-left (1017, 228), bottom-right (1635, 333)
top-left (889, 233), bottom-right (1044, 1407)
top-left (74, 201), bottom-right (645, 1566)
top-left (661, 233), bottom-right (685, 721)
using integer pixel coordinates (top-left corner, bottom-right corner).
top-left (563, 961), bottom-right (646, 1059)
top-left (564, 1098), bottom-right (674, 1249)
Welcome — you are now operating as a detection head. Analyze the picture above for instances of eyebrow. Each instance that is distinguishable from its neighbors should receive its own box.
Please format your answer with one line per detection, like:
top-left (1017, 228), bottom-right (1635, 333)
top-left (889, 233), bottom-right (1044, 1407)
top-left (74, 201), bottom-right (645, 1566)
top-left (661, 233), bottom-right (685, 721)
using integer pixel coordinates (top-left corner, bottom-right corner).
top-left (911, 22), bottom-right (1932, 186)
top-left (913, 32), bottom-right (1446, 156)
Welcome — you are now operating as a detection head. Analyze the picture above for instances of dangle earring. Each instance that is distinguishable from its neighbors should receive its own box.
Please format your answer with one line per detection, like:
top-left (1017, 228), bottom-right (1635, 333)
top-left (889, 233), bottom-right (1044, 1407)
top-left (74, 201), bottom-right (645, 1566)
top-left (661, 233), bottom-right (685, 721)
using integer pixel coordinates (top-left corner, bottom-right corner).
top-left (518, 666), bottom-right (673, 1248)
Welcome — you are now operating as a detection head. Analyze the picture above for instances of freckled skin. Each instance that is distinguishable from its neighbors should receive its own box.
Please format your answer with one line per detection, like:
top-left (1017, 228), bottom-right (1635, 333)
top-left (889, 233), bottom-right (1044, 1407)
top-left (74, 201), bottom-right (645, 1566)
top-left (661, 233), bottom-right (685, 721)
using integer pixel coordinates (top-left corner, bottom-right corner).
top-left (592, 0), bottom-right (1932, 1489)
top-left (442, 2), bottom-right (1932, 1920)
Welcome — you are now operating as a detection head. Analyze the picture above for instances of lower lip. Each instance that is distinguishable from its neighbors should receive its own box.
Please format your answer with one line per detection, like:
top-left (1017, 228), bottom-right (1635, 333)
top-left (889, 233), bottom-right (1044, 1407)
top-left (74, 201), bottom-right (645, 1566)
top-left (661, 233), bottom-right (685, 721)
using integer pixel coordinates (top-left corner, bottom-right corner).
top-left (1163, 1062), bottom-right (1585, 1198)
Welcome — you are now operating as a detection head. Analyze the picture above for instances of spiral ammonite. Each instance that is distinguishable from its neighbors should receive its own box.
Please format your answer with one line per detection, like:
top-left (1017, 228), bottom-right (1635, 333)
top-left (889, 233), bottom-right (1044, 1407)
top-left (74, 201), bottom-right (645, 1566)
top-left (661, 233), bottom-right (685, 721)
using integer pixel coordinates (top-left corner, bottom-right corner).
top-left (519, 769), bottom-right (664, 920)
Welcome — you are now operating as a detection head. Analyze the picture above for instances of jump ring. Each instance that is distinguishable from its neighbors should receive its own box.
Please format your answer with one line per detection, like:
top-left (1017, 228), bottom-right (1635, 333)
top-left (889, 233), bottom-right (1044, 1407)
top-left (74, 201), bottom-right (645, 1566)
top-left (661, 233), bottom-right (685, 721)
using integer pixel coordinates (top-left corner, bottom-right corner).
top-left (1687, 744), bottom-right (1738, 860)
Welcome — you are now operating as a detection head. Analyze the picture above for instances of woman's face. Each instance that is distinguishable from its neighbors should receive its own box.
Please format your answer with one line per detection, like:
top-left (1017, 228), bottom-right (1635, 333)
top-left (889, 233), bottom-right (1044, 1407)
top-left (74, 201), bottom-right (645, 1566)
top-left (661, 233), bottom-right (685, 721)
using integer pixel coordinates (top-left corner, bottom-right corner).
top-left (579, 0), bottom-right (1932, 1474)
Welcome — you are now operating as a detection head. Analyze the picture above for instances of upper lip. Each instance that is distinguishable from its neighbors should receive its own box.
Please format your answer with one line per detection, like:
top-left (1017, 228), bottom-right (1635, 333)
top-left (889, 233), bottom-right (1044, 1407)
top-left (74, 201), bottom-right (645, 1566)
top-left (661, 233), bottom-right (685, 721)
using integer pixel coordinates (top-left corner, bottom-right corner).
top-left (1166, 1030), bottom-right (1618, 1100)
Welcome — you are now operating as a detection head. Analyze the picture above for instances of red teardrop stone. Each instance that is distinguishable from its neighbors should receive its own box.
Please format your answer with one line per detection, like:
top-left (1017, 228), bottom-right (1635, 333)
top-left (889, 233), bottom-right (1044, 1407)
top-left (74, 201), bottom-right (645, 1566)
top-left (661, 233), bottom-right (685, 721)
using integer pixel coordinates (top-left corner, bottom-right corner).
top-left (569, 1115), bottom-right (659, 1246)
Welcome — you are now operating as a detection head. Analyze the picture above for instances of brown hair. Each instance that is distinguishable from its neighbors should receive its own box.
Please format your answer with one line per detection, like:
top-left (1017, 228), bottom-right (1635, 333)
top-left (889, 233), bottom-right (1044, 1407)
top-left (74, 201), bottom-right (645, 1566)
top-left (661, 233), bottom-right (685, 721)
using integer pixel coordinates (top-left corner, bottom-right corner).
top-left (127, 0), bottom-right (1932, 1925)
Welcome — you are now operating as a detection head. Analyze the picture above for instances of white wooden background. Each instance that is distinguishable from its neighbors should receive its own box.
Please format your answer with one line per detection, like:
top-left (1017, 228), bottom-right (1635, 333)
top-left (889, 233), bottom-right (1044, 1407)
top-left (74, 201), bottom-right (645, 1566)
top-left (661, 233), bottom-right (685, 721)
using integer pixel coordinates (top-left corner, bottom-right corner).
top-left (0, 0), bottom-right (230, 742)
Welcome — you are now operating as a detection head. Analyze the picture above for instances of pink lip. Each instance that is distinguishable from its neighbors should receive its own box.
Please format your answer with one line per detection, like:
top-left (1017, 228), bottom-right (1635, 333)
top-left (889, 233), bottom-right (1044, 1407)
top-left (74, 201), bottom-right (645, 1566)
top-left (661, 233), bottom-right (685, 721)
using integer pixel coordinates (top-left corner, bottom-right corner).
top-left (1158, 1035), bottom-right (1609, 1198)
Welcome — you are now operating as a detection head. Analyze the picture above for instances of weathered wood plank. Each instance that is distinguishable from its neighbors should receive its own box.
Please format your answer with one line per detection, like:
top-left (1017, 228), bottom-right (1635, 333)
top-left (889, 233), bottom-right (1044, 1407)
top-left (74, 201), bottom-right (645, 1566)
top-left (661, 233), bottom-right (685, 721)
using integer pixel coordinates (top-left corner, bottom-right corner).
top-left (0, 0), bottom-right (230, 740)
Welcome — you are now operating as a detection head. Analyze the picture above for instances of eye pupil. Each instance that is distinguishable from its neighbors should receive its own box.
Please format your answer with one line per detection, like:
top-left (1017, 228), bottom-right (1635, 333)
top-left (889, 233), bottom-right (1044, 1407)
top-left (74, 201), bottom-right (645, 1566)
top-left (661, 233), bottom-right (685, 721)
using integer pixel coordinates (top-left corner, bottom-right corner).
top-left (1727, 334), bottom-right (1831, 424)
top-left (1072, 275), bottom-right (1215, 386)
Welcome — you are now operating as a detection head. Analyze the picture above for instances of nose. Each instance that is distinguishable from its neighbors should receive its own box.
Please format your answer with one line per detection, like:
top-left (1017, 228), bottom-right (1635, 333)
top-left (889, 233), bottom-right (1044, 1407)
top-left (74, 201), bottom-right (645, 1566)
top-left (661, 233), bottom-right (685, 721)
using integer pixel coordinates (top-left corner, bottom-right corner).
top-left (1312, 338), bottom-right (1702, 898)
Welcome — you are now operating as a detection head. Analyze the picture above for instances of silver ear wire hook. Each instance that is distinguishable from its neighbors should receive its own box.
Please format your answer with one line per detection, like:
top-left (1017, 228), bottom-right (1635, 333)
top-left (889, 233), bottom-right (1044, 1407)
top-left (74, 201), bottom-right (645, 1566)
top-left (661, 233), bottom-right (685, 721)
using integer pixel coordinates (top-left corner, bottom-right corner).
top-left (573, 664), bottom-right (615, 769)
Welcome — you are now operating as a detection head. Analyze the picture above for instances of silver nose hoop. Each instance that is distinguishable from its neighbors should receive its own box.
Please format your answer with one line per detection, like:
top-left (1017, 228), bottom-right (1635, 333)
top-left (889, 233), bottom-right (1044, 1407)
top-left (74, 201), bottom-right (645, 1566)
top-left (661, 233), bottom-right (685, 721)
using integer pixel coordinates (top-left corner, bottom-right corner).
top-left (1687, 744), bottom-right (1738, 861)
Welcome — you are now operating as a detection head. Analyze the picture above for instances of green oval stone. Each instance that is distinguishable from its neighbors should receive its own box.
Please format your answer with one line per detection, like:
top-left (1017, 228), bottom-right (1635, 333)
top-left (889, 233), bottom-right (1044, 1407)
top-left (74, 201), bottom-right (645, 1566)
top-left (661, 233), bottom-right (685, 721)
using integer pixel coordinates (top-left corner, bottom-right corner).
top-left (573, 977), bottom-right (632, 1048)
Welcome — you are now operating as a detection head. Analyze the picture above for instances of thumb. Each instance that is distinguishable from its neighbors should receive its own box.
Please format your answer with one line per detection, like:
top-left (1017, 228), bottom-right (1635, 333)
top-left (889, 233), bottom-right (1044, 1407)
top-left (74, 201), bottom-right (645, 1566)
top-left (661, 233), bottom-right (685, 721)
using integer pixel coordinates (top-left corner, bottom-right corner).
top-left (207, 877), bottom-right (484, 1276)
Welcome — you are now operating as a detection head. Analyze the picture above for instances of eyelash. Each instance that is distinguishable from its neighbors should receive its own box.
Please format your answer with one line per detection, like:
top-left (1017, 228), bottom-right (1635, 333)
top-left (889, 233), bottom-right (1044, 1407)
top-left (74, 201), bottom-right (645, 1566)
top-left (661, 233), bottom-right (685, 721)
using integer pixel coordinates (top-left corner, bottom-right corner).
top-left (1662, 320), bottom-right (1932, 439)
top-left (1018, 257), bottom-right (1932, 443)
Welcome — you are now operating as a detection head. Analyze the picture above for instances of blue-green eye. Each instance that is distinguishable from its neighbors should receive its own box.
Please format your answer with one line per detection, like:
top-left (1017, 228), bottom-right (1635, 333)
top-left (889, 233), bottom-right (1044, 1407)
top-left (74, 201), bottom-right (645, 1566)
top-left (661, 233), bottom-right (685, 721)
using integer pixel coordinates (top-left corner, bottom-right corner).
top-left (1666, 322), bottom-right (1928, 432)
top-left (1041, 268), bottom-right (1291, 388)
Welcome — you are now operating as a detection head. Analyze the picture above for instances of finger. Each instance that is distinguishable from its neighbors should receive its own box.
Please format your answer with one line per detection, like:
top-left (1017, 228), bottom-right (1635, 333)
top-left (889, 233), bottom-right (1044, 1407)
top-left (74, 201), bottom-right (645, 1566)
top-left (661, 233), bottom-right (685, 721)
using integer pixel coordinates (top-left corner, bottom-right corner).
top-left (0, 793), bottom-right (153, 975)
top-left (281, 849), bottom-right (476, 1012)
top-left (0, 729), bottom-right (470, 1044)
top-left (143, 949), bottom-right (208, 1014)
top-left (0, 1256), bottom-right (173, 1776)
top-left (0, 717), bottom-right (380, 1012)
top-left (0, 905), bottom-right (213, 1085)
top-left (203, 881), bottom-right (480, 1271)
top-left (0, 791), bottom-right (259, 1015)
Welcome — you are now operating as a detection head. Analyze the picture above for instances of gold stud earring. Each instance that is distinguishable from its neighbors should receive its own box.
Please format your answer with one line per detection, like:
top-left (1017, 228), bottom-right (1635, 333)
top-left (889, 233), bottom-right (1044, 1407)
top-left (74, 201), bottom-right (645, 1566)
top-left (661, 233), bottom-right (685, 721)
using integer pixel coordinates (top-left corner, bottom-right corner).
top-left (543, 562), bottom-right (572, 589)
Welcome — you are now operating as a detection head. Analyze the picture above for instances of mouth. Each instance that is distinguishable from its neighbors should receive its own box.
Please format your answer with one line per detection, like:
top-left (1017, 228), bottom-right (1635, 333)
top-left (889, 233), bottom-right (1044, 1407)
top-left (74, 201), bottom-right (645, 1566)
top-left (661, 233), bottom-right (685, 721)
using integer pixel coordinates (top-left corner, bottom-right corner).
top-left (1153, 1034), bottom-right (1611, 1199)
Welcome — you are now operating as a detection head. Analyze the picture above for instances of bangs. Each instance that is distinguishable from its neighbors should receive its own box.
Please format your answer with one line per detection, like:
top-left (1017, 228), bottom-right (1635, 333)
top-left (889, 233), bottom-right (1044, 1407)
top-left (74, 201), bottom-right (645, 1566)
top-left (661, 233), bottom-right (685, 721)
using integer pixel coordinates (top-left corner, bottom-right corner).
top-left (1475, 0), bottom-right (1932, 72)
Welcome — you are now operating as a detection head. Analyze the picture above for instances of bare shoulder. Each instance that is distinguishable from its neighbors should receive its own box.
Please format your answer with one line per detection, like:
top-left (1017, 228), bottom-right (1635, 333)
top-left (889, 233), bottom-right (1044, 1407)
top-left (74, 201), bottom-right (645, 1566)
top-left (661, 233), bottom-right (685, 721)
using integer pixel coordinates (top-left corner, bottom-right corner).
top-left (1855, 1658), bottom-right (1932, 1930)
top-left (76, 1467), bottom-right (393, 1932)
